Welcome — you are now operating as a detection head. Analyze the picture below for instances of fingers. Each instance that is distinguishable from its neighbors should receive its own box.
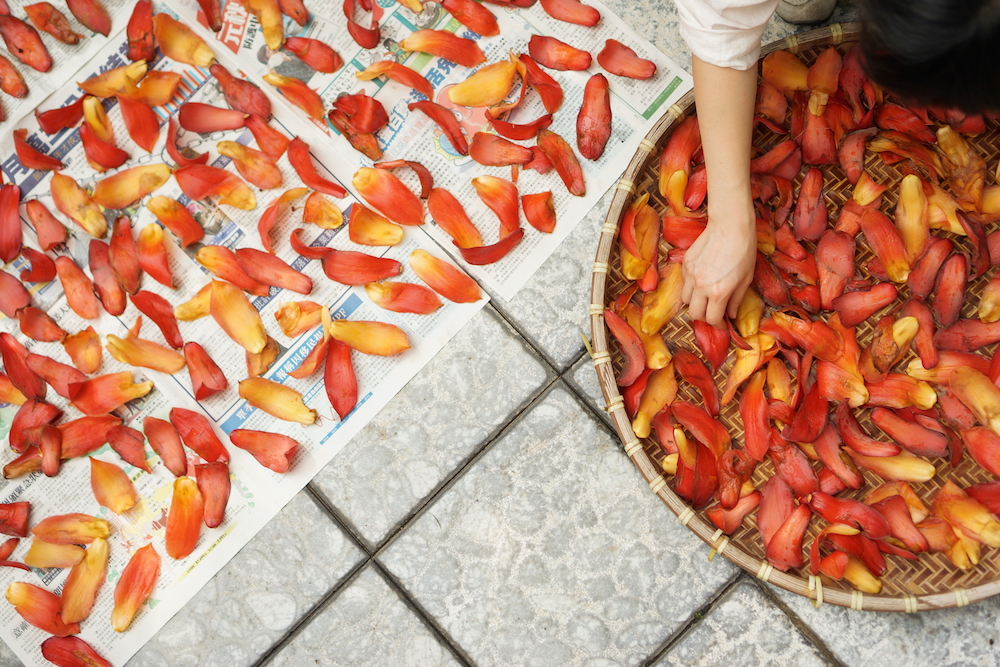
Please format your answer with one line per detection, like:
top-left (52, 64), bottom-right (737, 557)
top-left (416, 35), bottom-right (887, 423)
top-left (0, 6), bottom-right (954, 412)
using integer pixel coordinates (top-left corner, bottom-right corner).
top-left (687, 292), bottom-right (708, 324)
top-left (705, 294), bottom-right (728, 329)
top-left (681, 261), bottom-right (694, 304)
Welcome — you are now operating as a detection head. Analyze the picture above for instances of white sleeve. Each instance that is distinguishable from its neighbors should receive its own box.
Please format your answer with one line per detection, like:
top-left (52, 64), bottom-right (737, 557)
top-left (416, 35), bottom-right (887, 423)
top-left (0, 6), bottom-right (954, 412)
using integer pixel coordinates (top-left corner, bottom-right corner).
top-left (672, 0), bottom-right (779, 71)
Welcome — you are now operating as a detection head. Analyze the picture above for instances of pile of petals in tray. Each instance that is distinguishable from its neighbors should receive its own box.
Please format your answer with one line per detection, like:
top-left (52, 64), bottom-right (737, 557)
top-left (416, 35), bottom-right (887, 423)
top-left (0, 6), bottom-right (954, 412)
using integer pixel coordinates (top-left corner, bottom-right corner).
top-left (605, 42), bottom-right (1000, 596)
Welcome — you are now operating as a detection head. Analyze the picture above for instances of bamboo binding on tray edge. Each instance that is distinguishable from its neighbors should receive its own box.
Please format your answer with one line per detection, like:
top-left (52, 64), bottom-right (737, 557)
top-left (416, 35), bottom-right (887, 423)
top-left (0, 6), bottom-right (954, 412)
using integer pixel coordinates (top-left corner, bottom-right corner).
top-left (588, 21), bottom-right (1000, 612)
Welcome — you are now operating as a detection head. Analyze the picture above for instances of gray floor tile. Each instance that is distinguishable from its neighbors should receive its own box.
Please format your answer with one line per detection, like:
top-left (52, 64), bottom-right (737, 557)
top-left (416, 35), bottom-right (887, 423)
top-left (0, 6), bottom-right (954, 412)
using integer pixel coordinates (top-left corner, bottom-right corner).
top-left (657, 580), bottom-right (831, 667)
top-left (0, 634), bottom-right (22, 667)
top-left (566, 354), bottom-right (613, 429)
top-left (770, 584), bottom-right (1000, 667)
top-left (380, 384), bottom-right (737, 667)
top-left (311, 306), bottom-right (551, 549)
top-left (269, 565), bottom-right (461, 667)
top-left (486, 189), bottom-right (613, 371)
top-left (126, 491), bottom-right (364, 667)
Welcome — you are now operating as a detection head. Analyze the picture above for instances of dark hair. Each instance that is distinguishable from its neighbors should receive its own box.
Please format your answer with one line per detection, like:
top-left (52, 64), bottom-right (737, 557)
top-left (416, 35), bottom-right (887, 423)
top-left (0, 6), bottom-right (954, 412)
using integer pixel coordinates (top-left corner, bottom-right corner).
top-left (859, 0), bottom-right (1000, 113)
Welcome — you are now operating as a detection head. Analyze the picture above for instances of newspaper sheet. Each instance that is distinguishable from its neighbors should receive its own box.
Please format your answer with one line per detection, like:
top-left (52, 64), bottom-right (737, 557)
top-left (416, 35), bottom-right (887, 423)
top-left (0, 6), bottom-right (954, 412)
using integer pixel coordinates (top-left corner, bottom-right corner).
top-left (0, 0), bottom-right (692, 663)
top-left (0, 8), bottom-right (484, 664)
top-left (170, 0), bottom-right (692, 299)
top-left (0, 2), bottom-right (132, 130)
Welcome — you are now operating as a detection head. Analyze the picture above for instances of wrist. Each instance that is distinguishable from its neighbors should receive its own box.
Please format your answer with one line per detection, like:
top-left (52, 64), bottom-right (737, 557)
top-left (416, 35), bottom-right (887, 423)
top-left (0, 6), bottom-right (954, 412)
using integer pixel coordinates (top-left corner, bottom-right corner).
top-left (706, 201), bottom-right (756, 233)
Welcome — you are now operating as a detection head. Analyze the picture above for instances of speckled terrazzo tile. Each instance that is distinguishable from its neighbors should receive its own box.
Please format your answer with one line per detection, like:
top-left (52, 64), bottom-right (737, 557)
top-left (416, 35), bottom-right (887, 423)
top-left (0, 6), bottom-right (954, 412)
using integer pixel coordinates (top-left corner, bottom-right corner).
top-left (379, 384), bottom-right (738, 667)
top-left (657, 580), bottom-right (832, 667)
top-left (601, 0), bottom-right (691, 69)
top-left (125, 491), bottom-right (363, 667)
top-left (770, 584), bottom-right (1000, 667)
top-left (0, 634), bottom-right (23, 667)
top-left (269, 565), bottom-right (461, 667)
top-left (310, 306), bottom-right (551, 549)
top-left (486, 189), bottom-right (613, 371)
top-left (566, 355), bottom-right (614, 429)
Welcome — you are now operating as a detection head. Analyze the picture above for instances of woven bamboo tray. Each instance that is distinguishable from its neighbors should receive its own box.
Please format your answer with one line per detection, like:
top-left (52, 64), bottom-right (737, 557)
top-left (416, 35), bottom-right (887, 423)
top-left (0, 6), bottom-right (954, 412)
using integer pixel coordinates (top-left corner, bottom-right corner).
top-left (590, 22), bottom-right (1000, 612)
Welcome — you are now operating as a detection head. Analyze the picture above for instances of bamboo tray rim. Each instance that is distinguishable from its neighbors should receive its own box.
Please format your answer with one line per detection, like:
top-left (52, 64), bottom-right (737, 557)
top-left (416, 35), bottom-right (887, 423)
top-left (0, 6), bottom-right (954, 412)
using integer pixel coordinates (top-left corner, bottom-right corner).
top-left (588, 21), bottom-right (1000, 613)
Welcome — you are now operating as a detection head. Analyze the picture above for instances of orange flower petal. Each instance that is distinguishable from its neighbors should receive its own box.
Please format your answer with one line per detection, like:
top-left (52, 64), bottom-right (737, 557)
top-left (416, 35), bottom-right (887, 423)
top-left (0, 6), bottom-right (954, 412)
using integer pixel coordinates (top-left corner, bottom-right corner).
top-left (238, 378), bottom-right (318, 424)
top-left (92, 164), bottom-right (171, 210)
top-left (472, 175), bottom-right (520, 238)
top-left (89, 239), bottom-right (126, 316)
top-left (448, 60), bottom-right (516, 107)
top-left (143, 417), bottom-right (186, 477)
top-left (597, 39), bottom-right (655, 79)
top-left (55, 256), bottom-right (100, 319)
top-left (62, 327), bottom-right (102, 374)
top-left (125, 0), bottom-right (154, 60)
top-left (165, 477), bottom-right (204, 559)
top-left (112, 544), bottom-right (159, 632)
top-left (50, 173), bottom-right (106, 238)
top-left (349, 203), bottom-right (403, 246)
top-left (209, 280), bottom-right (267, 354)
top-left (327, 320), bottom-right (410, 356)
top-left (284, 36), bottom-right (343, 72)
top-left (210, 63), bottom-right (271, 118)
top-left (195, 463), bottom-right (230, 528)
top-left (26, 2), bottom-right (82, 45)
top-left (236, 248), bottom-right (312, 294)
top-left (147, 196), bottom-right (205, 247)
top-left (178, 102), bottom-right (246, 133)
top-left (184, 342), bottom-right (228, 400)
top-left (152, 13), bottom-right (214, 67)
top-left (366, 280), bottom-right (442, 314)
top-left (69, 371), bottom-right (153, 415)
top-left (528, 35), bottom-right (591, 71)
top-left (136, 223), bottom-right (175, 289)
top-left (90, 458), bottom-right (137, 514)
top-left (521, 191), bottom-right (556, 233)
top-left (5, 583), bottom-right (79, 637)
top-left (302, 191), bottom-right (344, 229)
top-left (263, 71), bottom-right (325, 120)
top-left (399, 29), bottom-right (484, 67)
top-left (352, 167), bottom-right (423, 226)
top-left (217, 141), bottom-right (282, 190)
top-left (116, 91), bottom-right (159, 152)
top-left (230, 430), bottom-right (298, 472)
top-left (170, 407), bottom-right (229, 463)
top-left (107, 329), bottom-right (185, 373)
top-left (355, 60), bottom-right (433, 99)
top-left (257, 187), bottom-right (308, 252)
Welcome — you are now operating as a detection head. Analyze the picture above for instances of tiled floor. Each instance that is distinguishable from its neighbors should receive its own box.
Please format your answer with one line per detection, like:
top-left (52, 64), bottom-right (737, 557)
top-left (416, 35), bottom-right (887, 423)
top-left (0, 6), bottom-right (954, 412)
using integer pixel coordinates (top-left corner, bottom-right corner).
top-left (112, 1), bottom-right (1000, 666)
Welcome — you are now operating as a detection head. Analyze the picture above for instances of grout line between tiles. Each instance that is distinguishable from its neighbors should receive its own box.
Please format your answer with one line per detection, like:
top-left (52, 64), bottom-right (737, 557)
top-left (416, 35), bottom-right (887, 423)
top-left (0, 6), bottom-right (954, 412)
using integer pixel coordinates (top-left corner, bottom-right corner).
top-left (253, 554), bottom-right (371, 667)
top-left (484, 301), bottom-right (578, 375)
top-left (560, 366), bottom-right (623, 436)
top-left (371, 559), bottom-right (478, 667)
top-left (370, 377), bottom-right (556, 554)
top-left (257, 311), bottom-right (586, 666)
top-left (374, 378), bottom-right (561, 556)
top-left (751, 577), bottom-right (851, 667)
top-left (305, 303), bottom-right (559, 555)
top-left (305, 483), bottom-right (376, 555)
top-left (640, 572), bottom-right (745, 667)
top-left (295, 382), bottom-right (564, 667)
top-left (566, 346), bottom-right (589, 372)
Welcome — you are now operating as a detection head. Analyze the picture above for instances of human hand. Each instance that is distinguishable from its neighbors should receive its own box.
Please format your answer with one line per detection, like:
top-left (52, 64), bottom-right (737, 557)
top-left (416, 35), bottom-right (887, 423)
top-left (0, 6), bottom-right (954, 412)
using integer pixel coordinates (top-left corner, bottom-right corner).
top-left (680, 203), bottom-right (757, 329)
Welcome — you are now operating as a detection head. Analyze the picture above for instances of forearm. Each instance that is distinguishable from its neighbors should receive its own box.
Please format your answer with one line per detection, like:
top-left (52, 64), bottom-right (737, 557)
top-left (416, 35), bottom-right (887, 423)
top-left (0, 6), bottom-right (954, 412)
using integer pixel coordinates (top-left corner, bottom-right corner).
top-left (691, 56), bottom-right (757, 233)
